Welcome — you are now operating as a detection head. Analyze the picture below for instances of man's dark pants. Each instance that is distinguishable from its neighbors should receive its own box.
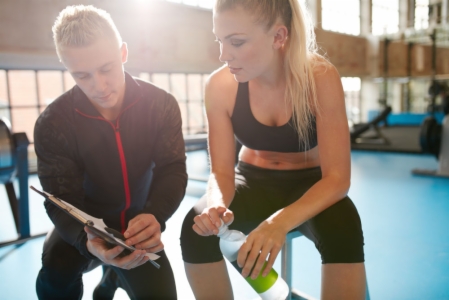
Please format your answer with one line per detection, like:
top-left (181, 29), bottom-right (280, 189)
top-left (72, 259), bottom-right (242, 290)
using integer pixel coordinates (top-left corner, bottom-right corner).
top-left (36, 228), bottom-right (177, 300)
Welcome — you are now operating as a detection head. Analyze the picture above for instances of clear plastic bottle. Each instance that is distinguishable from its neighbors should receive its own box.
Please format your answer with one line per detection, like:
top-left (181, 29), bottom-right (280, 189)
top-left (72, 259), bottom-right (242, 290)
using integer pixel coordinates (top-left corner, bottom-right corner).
top-left (217, 223), bottom-right (289, 300)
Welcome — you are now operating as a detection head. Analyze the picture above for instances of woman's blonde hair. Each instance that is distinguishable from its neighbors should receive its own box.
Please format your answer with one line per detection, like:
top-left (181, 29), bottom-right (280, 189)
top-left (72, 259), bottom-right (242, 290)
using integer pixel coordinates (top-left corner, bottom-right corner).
top-left (52, 5), bottom-right (122, 58)
top-left (214, 0), bottom-right (323, 150)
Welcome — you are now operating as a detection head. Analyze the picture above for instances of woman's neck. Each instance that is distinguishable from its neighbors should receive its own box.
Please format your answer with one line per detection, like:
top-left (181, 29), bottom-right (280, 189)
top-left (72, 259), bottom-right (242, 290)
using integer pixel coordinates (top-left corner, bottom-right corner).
top-left (252, 51), bottom-right (285, 89)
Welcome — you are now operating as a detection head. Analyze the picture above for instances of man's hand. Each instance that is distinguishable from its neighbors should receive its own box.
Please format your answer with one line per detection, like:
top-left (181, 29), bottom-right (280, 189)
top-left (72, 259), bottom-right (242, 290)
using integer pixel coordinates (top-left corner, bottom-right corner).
top-left (124, 214), bottom-right (164, 253)
top-left (85, 226), bottom-right (148, 270)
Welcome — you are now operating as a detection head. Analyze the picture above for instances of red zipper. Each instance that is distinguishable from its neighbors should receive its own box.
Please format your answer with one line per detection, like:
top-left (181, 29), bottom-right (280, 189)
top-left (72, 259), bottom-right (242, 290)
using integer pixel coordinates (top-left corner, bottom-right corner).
top-left (75, 98), bottom-right (141, 233)
top-left (114, 129), bottom-right (131, 233)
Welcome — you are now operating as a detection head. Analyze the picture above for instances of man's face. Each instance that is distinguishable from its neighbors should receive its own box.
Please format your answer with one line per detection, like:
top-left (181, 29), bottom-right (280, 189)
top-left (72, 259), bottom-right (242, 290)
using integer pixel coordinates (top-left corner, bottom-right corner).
top-left (59, 37), bottom-right (128, 113)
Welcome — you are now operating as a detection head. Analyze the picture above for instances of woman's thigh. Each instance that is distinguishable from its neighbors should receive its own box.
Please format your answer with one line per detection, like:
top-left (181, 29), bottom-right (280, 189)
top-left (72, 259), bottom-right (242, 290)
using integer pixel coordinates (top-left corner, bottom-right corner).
top-left (180, 172), bottom-right (288, 264)
top-left (181, 162), bottom-right (364, 265)
top-left (296, 196), bottom-right (365, 264)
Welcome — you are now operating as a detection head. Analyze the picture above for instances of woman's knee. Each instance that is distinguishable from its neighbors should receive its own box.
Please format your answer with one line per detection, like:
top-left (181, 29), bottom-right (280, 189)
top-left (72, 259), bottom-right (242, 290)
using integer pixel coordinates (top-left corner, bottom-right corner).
top-left (307, 197), bottom-right (365, 264)
top-left (180, 207), bottom-right (223, 264)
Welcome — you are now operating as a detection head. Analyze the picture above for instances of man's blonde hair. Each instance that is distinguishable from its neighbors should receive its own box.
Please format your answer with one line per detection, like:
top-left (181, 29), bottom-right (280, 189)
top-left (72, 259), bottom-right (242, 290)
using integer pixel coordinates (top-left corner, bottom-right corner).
top-left (52, 5), bottom-right (122, 57)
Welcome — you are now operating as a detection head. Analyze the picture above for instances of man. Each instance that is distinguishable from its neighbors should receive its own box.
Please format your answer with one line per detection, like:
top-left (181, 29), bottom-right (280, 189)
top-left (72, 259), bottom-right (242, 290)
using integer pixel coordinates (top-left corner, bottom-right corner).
top-left (34, 5), bottom-right (187, 299)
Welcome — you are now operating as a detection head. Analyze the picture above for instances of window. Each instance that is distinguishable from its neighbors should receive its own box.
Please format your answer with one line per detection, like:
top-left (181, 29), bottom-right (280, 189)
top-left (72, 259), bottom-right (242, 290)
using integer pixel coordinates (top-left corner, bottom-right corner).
top-left (0, 69), bottom-right (209, 145)
top-left (0, 70), bottom-right (10, 121)
top-left (415, 0), bottom-right (429, 30)
top-left (372, 0), bottom-right (399, 35)
top-left (166, 0), bottom-right (214, 9)
top-left (0, 69), bottom-right (209, 174)
top-left (139, 72), bottom-right (208, 135)
top-left (165, 0), bottom-right (307, 11)
top-left (341, 77), bottom-right (361, 124)
top-left (0, 70), bottom-right (75, 143)
top-left (322, 0), bottom-right (360, 35)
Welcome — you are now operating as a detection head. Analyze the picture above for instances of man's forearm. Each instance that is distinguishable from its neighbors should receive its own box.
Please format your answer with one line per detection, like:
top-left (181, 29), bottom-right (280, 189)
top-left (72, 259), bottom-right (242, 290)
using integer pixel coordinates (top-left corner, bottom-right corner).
top-left (46, 202), bottom-right (98, 260)
top-left (143, 161), bottom-right (187, 231)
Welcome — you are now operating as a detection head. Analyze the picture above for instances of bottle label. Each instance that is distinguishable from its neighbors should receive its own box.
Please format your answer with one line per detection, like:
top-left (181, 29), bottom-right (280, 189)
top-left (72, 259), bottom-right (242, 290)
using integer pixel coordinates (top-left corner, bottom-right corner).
top-left (231, 260), bottom-right (278, 294)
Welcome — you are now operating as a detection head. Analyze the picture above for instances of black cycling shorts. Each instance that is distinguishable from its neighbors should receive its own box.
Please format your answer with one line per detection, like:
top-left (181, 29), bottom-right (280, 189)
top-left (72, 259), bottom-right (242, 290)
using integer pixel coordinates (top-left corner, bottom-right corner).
top-left (180, 161), bottom-right (365, 264)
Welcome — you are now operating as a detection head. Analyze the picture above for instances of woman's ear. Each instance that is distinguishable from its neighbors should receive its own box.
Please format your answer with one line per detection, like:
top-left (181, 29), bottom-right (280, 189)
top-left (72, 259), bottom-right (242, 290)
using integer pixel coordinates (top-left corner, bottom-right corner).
top-left (272, 25), bottom-right (288, 49)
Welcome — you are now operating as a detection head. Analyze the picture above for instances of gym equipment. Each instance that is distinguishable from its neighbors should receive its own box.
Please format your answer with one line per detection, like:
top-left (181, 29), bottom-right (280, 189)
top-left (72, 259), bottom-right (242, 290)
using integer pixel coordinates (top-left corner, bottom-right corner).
top-left (351, 106), bottom-right (392, 145)
top-left (0, 119), bottom-right (16, 183)
top-left (412, 27), bottom-right (448, 178)
top-left (379, 38), bottom-right (390, 108)
top-left (184, 133), bottom-right (208, 152)
top-left (0, 118), bottom-right (45, 247)
top-left (428, 81), bottom-right (442, 99)
top-left (443, 96), bottom-right (449, 115)
top-left (418, 116), bottom-right (441, 157)
top-left (350, 38), bottom-right (392, 147)
top-left (413, 113), bottom-right (449, 178)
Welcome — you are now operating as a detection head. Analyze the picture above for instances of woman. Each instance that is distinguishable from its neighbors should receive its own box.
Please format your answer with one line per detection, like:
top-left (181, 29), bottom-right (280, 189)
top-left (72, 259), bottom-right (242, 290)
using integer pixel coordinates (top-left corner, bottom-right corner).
top-left (180, 0), bottom-right (366, 299)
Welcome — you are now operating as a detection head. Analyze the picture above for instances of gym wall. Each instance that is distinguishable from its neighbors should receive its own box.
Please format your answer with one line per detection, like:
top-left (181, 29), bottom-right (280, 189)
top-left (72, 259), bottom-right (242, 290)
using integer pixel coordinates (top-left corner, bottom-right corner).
top-left (0, 0), bottom-right (374, 77)
top-left (378, 40), bottom-right (449, 78)
top-left (0, 0), bottom-right (221, 73)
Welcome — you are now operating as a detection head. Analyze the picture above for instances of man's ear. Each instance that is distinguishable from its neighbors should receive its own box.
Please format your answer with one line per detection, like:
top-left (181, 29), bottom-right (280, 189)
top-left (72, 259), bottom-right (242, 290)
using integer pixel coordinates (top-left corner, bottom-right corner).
top-left (121, 42), bottom-right (128, 64)
top-left (272, 25), bottom-right (288, 50)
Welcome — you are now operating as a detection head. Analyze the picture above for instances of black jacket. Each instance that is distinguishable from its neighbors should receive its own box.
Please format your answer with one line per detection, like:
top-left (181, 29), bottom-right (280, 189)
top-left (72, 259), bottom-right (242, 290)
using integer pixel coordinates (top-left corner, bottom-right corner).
top-left (34, 72), bottom-right (187, 259)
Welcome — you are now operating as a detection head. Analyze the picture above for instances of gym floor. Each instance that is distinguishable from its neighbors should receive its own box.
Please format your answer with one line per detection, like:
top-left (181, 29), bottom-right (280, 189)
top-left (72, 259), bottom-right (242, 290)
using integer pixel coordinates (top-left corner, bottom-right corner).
top-left (0, 150), bottom-right (448, 300)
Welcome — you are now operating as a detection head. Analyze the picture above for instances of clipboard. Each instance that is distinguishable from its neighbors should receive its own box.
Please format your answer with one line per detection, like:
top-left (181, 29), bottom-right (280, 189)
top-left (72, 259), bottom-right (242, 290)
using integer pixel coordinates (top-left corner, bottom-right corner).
top-left (30, 186), bottom-right (160, 268)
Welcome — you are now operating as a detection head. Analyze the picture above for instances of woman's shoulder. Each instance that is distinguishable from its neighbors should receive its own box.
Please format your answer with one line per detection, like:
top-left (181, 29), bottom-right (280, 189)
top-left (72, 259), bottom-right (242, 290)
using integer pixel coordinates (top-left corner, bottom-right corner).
top-left (206, 65), bottom-right (239, 91)
top-left (308, 54), bottom-right (344, 107)
top-left (309, 54), bottom-right (339, 80)
top-left (204, 65), bottom-right (239, 110)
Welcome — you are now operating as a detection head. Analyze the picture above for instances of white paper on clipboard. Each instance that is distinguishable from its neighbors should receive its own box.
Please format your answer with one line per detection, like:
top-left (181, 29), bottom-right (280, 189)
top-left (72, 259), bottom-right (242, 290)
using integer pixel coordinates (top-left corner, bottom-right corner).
top-left (60, 200), bottom-right (160, 261)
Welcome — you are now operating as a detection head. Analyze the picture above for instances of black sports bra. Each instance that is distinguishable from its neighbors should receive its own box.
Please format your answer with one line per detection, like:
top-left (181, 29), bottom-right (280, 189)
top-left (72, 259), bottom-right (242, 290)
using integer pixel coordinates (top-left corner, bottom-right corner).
top-left (230, 82), bottom-right (318, 153)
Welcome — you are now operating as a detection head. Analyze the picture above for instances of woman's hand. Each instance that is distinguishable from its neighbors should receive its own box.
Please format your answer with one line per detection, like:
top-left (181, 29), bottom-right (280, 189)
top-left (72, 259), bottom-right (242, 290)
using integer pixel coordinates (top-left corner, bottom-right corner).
top-left (237, 220), bottom-right (289, 279)
top-left (193, 205), bottom-right (234, 236)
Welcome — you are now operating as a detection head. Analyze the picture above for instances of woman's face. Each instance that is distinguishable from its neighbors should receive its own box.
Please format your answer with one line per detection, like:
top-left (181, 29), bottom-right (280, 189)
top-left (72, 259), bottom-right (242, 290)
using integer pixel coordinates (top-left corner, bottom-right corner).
top-left (213, 6), bottom-right (282, 82)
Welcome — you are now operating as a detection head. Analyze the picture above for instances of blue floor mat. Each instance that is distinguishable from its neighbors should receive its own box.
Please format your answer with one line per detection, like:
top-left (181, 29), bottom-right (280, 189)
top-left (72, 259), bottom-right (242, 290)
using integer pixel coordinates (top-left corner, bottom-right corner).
top-left (0, 150), bottom-right (448, 300)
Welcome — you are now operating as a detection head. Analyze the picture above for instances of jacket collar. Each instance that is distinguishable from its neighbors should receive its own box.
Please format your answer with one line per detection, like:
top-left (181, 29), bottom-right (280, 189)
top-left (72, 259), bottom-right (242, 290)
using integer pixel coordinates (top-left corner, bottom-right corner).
top-left (72, 71), bottom-right (142, 118)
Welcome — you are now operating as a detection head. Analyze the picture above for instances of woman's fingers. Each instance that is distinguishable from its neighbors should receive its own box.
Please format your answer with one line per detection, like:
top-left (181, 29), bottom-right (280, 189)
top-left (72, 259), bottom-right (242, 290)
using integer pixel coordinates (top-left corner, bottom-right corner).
top-left (222, 210), bottom-right (234, 225)
top-left (199, 212), bottom-right (218, 234)
top-left (193, 215), bottom-right (211, 235)
top-left (241, 238), bottom-right (264, 278)
top-left (238, 236), bottom-right (261, 278)
top-left (237, 230), bottom-right (285, 279)
top-left (208, 208), bottom-right (223, 228)
top-left (250, 244), bottom-right (272, 279)
top-left (192, 223), bottom-right (206, 236)
top-left (263, 246), bottom-right (282, 277)
top-left (193, 207), bottom-right (232, 236)
top-left (237, 238), bottom-right (252, 269)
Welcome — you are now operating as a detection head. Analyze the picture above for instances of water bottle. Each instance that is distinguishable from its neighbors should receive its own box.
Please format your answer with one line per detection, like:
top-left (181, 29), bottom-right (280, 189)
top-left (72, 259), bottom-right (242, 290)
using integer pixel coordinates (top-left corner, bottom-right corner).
top-left (217, 222), bottom-right (289, 300)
